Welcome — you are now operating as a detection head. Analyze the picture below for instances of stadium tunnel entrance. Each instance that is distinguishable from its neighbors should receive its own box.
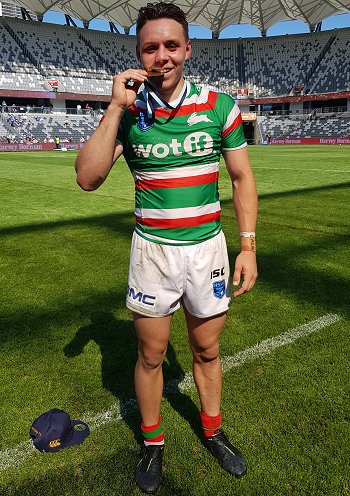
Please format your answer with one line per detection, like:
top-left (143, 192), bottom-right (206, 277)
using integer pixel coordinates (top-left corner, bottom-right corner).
top-left (243, 121), bottom-right (255, 144)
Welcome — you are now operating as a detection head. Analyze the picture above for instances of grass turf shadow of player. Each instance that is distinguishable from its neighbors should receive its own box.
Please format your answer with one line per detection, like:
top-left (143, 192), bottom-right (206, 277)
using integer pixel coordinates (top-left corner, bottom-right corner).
top-left (64, 311), bottom-right (203, 445)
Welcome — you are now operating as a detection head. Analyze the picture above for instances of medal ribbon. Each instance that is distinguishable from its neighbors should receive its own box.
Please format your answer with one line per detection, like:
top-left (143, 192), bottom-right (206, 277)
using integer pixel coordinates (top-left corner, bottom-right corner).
top-left (144, 79), bottom-right (189, 119)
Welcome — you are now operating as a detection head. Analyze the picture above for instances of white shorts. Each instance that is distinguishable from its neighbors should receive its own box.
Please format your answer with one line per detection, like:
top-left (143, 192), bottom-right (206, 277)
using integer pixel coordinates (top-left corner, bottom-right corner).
top-left (126, 231), bottom-right (232, 318)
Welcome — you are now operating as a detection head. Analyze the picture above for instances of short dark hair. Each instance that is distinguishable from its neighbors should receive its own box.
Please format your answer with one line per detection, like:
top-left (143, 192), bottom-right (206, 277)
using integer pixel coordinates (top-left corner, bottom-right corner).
top-left (136, 2), bottom-right (189, 41)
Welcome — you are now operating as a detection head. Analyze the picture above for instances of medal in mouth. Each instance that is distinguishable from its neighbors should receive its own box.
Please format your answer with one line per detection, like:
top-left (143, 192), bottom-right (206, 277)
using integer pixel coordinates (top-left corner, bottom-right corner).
top-left (146, 67), bottom-right (172, 77)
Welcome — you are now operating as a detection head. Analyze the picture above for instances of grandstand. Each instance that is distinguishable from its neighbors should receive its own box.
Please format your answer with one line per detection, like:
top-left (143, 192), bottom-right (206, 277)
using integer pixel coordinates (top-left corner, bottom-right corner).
top-left (0, 4), bottom-right (349, 147)
top-left (259, 112), bottom-right (350, 139)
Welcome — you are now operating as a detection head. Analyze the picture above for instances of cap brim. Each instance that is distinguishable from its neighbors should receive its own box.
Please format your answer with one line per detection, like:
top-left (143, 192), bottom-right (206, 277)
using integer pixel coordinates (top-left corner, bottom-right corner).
top-left (63, 420), bottom-right (90, 449)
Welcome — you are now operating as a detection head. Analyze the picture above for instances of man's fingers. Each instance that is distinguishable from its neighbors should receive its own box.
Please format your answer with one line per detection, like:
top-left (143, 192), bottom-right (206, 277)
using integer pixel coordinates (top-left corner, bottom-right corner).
top-left (232, 272), bottom-right (257, 298)
top-left (233, 278), bottom-right (249, 298)
top-left (232, 267), bottom-right (241, 286)
top-left (233, 287), bottom-right (245, 298)
top-left (113, 69), bottom-right (148, 86)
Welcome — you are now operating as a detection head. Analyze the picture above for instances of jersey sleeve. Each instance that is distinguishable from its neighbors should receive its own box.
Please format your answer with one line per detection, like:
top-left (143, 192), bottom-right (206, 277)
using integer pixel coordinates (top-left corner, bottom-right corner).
top-left (218, 93), bottom-right (247, 151)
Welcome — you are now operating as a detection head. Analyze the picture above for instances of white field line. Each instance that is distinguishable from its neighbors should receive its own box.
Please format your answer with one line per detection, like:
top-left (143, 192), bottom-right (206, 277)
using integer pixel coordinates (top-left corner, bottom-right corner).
top-left (218, 163), bottom-right (350, 173)
top-left (252, 167), bottom-right (350, 173)
top-left (0, 313), bottom-right (342, 472)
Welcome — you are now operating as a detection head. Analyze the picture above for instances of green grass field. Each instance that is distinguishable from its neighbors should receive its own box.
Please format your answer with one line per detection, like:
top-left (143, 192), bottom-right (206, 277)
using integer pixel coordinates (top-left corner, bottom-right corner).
top-left (0, 146), bottom-right (349, 496)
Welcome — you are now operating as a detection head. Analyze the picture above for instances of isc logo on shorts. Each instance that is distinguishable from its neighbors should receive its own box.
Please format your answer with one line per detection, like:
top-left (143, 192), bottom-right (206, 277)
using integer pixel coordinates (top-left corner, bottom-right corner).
top-left (210, 267), bottom-right (225, 279)
top-left (128, 287), bottom-right (156, 306)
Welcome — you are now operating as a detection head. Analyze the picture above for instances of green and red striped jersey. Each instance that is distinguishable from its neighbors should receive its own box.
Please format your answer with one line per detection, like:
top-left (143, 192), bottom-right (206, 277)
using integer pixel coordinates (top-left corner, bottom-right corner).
top-left (117, 81), bottom-right (246, 245)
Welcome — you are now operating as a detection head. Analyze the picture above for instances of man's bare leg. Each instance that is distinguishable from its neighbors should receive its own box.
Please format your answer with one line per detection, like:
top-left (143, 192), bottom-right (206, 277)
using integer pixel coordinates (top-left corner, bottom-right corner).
top-left (134, 312), bottom-right (172, 426)
top-left (134, 313), bottom-right (172, 493)
top-left (185, 308), bottom-right (226, 416)
top-left (185, 308), bottom-right (246, 478)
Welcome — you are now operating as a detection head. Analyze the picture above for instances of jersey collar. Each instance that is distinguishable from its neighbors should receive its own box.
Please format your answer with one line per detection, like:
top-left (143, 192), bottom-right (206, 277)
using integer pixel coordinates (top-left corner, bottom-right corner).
top-left (143, 80), bottom-right (189, 119)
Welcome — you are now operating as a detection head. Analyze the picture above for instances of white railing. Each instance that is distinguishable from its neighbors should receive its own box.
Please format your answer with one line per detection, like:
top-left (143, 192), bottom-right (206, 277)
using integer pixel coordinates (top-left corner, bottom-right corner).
top-left (0, 106), bottom-right (104, 116)
top-left (257, 106), bottom-right (348, 117)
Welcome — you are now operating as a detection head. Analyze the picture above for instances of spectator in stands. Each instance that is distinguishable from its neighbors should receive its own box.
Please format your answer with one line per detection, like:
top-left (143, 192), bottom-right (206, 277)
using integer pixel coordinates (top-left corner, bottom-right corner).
top-left (1, 100), bottom-right (7, 113)
top-left (85, 102), bottom-right (94, 116)
top-left (75, 2), bottom-right (258, 494)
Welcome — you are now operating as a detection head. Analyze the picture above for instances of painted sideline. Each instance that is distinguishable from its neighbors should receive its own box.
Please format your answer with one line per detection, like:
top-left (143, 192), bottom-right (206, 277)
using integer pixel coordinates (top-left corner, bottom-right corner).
top-left (0, 313), bottom-right (342, 472)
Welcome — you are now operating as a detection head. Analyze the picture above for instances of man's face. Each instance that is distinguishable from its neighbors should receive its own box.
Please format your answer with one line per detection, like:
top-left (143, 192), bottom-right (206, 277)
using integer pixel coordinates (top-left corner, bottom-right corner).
top-left (137, 18), bottom-right (191, 96)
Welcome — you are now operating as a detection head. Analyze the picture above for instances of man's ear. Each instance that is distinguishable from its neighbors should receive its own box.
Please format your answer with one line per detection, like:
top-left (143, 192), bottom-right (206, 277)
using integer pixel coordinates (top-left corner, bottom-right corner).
top-left (185, 40), bottom-right (192, 60)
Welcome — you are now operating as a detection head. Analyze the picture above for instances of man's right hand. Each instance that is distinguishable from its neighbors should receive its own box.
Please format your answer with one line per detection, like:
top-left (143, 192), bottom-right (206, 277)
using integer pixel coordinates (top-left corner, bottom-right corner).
top-left (75, 68), bottom-right (149, 191)
top-left (111, 69), bottom-right (149, 110)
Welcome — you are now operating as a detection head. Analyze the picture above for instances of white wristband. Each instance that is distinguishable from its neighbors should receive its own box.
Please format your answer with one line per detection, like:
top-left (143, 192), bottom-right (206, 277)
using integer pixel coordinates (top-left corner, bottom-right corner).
top-left (240, 231), bottom-right (256, 237)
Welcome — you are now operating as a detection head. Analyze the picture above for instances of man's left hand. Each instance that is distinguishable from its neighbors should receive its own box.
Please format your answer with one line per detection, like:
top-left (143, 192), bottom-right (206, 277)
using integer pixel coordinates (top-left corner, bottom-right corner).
top-left (232, 251), bottom-right (258, 298)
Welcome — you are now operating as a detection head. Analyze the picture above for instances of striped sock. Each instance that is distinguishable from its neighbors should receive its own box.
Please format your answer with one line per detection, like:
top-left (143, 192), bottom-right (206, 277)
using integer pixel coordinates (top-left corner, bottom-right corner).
top-left (201, 411), bottom-right (222, 438)
top-left (141, 417), bottom-right (165, 446)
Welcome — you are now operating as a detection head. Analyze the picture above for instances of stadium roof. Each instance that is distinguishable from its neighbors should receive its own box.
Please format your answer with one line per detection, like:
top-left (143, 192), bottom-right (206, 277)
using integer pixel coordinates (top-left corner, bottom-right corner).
top-left (5, 0), bottom-right (350, 35)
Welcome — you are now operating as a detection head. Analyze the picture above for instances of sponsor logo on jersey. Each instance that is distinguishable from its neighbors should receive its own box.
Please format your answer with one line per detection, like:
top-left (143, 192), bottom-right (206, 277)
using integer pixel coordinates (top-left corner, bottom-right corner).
top-left (132, 131), bottom-right (213, 159)
top-left (187, 112), bottom-right (213, 126)
top-left (128, 287), bottom-right (156, 306)
top-left (137, 111), bottom-right (154, 132)
top-left (212, 280), bottom-right (226, 299)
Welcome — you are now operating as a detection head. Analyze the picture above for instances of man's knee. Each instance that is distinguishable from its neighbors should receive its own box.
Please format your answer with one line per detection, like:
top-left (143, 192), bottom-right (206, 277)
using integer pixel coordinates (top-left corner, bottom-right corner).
top-left (138, 347), bottom-right (167, 370)
top-left (191, 342), bottom-right (219, 364)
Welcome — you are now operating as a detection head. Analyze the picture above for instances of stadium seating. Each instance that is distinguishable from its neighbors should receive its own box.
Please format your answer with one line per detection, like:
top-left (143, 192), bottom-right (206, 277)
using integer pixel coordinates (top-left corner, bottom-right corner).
top-left (1, 112), bottom-right (100, 142)
top-left (258, 112), bottom-right (350, 138)
top-left (0, 16), bottom-right (349, 97)
top-left (0, 21), bottom-right (47, 90)
top-left (307, 30), bottom-right (350, 93)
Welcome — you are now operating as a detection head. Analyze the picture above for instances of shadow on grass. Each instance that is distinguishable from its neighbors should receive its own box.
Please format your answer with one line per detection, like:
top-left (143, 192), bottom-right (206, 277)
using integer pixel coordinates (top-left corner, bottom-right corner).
top-left (64, 312), bottom-right (203, 445)
top-left (256, 181), bottom-right (350, 202)
top-left (163, 342), bottom-right (204, 441)
top-left (0, 181), bottom-right (348, 239)
top-left (2, 448), bottom-right (192, 496)
top-left (233, 232), bottom-right (350, 318)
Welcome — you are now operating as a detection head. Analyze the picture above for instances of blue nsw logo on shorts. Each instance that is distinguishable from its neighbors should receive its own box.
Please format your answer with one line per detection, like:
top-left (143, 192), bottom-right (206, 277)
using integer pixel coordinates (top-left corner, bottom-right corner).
top-left (212, 280), bottom-right (226, 299)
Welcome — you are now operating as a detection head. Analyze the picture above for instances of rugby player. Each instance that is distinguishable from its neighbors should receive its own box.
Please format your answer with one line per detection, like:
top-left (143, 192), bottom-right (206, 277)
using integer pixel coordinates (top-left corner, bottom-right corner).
top-left (75, 2), bottom-right (258, 493)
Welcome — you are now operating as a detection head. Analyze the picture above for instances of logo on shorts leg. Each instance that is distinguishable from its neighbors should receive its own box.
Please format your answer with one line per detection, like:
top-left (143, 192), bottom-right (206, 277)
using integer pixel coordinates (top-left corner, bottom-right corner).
top-left (212, 280), bottom-right (226, 299)
top-left (128, 286), bottom-right (156, 306)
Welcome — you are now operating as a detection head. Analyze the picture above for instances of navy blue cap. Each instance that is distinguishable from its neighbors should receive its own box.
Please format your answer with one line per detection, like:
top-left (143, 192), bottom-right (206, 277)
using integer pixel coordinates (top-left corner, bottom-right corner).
top-left (29, 408), bottom-right (90, 452)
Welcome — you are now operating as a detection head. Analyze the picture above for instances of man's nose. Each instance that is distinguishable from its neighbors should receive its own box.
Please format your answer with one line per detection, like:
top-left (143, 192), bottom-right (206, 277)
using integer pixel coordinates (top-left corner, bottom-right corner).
top-left (155, 46), bottom-right (168, 62)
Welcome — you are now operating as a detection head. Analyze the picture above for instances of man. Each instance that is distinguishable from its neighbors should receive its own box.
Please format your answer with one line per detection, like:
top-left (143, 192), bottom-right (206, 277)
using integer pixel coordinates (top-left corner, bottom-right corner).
top-left (75, 2), bottom-right (258, 493)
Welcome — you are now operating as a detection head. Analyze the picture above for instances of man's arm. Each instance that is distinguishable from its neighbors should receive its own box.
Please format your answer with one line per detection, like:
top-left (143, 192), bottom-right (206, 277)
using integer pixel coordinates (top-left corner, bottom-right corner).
top-left (223, 146), bottom-right (258, 298)
top-left (75, 69), bottom-right (148, 191)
